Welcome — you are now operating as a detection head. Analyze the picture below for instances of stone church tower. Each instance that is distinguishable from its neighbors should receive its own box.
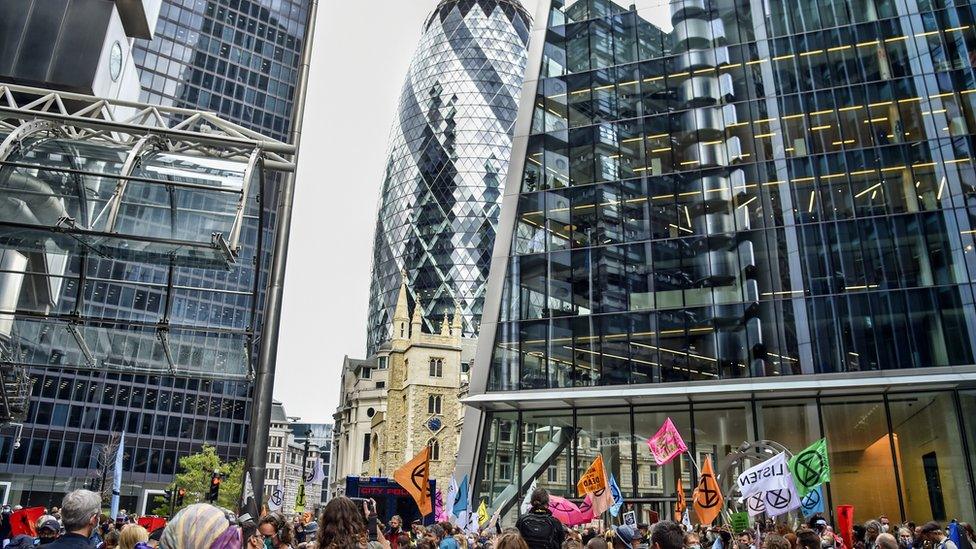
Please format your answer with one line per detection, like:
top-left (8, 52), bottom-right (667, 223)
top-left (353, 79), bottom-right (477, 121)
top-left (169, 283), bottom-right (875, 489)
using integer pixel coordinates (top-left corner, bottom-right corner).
top-left (368, 276), bottom-right (465, 483)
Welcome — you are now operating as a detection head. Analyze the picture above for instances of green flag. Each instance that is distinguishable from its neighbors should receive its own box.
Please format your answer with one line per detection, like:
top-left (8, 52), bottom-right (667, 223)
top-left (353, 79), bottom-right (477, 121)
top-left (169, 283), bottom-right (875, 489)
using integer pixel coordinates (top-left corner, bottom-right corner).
top-left (789, 438), bottom-right (830, 496)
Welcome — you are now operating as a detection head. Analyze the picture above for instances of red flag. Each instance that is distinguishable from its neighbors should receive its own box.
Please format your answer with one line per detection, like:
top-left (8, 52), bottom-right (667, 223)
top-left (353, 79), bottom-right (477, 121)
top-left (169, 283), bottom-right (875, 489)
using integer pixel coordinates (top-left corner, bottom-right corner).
top-left (10, 507), bottom-right (45, 537)
top-left (837, 505), bottom-right (855, 549)
top-left (137, 516), bottom-right (167, 533)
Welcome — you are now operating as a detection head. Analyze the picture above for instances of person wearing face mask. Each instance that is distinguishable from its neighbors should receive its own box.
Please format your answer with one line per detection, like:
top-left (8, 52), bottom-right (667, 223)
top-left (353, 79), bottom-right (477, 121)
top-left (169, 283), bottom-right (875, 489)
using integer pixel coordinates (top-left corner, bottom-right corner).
top-left (880, 518), bottom-right (892, 535)
top-left (256, 513), bottom-right (294, 549)
top-left (897, 528), bottom-right (915, 549)
top-left (44, 490), bottom-right (102, 549)
top-left (684, 533), bottom-right (702, 549)
top-left (37, 516), bottom-right (63, 545)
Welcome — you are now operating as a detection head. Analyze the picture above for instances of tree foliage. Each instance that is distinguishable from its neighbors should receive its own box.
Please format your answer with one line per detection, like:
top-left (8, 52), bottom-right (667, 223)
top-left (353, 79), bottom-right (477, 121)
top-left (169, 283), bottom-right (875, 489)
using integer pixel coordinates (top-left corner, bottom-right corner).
top-left (151, 445), bottom-right (244, 516)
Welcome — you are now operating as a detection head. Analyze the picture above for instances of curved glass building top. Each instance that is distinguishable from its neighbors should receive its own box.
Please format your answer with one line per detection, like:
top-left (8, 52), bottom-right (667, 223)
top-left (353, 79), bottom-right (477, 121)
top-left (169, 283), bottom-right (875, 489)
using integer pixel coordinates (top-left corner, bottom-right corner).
top-left (366, 0), bottom-right (532, 354)
top-left (482, 0), bottom-right (976, 392)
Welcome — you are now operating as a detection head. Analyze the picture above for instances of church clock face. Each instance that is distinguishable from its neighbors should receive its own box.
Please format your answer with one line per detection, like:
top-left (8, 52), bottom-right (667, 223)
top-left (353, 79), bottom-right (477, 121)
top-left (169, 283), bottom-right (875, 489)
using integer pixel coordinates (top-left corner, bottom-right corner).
top-left (427, 417), bottom-right (442, 433)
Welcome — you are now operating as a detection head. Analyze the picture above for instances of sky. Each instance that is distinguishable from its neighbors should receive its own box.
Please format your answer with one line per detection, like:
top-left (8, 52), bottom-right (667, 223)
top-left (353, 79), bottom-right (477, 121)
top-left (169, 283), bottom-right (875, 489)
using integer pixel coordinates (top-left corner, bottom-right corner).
top-left (274, 0), bottom-right (671, 421)
top-left (274, 0), bottom-right (540, 422)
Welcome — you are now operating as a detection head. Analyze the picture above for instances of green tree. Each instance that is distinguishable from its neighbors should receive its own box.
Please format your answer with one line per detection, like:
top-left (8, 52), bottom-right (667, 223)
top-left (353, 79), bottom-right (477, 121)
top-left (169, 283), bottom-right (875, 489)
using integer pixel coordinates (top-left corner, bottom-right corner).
top-left (151, 445), bottom-right (244, 516)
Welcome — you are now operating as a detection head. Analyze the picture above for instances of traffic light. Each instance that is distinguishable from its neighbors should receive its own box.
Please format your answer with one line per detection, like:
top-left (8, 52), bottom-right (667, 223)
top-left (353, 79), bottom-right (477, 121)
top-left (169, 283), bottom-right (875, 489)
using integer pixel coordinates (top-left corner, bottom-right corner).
top-left (163, 489), bottom-right (173, 505)
top-left (208, 472), bottom-right (221, 502)
top-left (176, 487), bottom-right (186, 506)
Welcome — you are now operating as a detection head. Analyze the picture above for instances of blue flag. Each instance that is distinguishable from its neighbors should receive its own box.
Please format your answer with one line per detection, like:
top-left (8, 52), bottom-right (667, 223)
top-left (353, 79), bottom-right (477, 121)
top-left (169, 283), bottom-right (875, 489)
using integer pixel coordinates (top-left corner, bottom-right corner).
top-left (109, 433), bottom-right (125, 519)
top-left (609, 474), bottom-right (624, 517)
top-left (949, 521), bottom-right (962, 549)
top-left (453, 475), bottom-right (469, 515)
top-left (800, 485), bottom-right (825, 517)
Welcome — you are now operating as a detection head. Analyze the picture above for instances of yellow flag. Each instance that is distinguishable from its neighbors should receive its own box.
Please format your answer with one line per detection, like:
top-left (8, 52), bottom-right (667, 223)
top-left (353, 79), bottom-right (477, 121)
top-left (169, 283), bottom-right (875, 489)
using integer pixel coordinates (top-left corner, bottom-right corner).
top-left (295, 483), bottom-right (306, 514)
top-left (577, 454), bottom-right (608, 496)
top-left (477, 500), bottom-right (489, 526)
top-left (393, 447), bottom-right (432, 516)
top-left (676, 477), bottom-right (686, 517)
top-left (692, 456), bottom-right (723, 526)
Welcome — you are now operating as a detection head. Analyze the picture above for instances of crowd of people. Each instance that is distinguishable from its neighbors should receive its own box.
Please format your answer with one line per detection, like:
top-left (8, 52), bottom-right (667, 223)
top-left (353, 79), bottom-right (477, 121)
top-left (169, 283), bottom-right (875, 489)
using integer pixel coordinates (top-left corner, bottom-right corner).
top-left (0, 488), bottom-right (973, 549)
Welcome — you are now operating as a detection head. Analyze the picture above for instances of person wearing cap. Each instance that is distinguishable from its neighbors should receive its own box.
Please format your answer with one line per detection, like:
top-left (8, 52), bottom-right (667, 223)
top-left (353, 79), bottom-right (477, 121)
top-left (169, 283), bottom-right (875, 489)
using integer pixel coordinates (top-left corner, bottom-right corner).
top-left (613, 526), bottom-right (640, 549)
top-left (37, 515), bottom-right (63, 545)
top-left (920, 523), bottom-right (959, 549)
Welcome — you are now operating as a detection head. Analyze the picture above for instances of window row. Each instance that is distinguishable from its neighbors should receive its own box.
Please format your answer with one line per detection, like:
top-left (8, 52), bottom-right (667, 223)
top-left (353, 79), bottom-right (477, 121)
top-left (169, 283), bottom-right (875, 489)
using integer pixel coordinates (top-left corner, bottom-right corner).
top-left (30, 380), bottom-right (249, 418)
top-left (489, 285), bottom-right (975, 390)
top-left (544, 1), bottom-right (975, 77)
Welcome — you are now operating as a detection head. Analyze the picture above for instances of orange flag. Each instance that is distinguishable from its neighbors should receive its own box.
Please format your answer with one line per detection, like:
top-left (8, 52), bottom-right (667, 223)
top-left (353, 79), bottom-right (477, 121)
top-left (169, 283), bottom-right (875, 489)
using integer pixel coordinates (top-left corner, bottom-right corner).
top-left (675, 477), bottom-right (687, 519)
top-left (576, 454), bottom-right (608, 496)
top-left (692, 456), bottom-right (723, 525)
top-left (394, 446), bottom-right (432, 516)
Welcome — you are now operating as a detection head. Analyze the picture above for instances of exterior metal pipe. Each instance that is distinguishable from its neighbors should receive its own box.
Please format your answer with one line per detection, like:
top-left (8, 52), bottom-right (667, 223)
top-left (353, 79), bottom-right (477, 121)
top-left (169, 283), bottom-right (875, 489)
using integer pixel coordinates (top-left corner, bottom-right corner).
top-left (244, 0), bottom-right (318, 506)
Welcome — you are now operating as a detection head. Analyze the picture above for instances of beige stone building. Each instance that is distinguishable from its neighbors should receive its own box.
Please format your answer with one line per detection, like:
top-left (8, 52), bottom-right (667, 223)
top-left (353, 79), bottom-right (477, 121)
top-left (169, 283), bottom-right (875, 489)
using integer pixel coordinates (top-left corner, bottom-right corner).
top-left (366, 279), bottom-right (474, 482)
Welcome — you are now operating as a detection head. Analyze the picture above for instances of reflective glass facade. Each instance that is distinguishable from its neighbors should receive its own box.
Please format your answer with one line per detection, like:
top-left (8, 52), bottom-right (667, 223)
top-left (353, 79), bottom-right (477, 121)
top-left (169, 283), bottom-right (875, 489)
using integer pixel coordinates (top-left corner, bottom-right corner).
top-left (0, 0), bottom-right (310, 508)
top-left (366, 0), bottom-right (531, 353)
top-left (476, 391), bottom-right (976, 526)
top-left (464, 0), bottom-right (976, 526)
top-left (489, 0), bottom-right (976, 390)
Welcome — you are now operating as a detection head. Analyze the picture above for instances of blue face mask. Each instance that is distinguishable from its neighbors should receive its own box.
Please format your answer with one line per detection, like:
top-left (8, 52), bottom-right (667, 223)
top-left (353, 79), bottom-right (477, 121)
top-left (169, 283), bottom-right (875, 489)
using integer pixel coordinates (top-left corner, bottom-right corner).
top-left (265, 539), bottom-right (274, 549)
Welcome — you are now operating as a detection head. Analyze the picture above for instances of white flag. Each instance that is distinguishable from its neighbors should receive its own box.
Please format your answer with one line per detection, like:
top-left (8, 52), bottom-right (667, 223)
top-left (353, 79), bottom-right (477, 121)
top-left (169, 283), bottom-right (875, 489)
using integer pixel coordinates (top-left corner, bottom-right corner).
top-left (268, 484), bottom-right (284, 512)
top-left (736, 452), bottom-right (790, 499)
top-left (243, 472), bottom-right (255, 501)
top-left (682, 509), bottom-right (692, 530)
top-left (446, 476), bottom-right (459, 521)
top-left (761, 475), bottom-right (802, 518)
top-left (309, 459), bottom-right (326, 485)
top-left (745, 492), bottom-right (766, 517)
top-left (520, 479), bottom-right (538, 514)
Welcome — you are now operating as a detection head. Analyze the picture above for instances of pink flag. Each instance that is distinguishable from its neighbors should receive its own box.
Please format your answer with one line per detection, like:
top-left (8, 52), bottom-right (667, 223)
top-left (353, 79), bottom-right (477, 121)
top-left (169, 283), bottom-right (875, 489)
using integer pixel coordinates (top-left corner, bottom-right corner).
top-left (586, 484), bottom-right (614, 517)
top-left (548, 495), bottom-right (594, 526)
top-left (647, 417), bottom-right (688, 466)
top-left (435, 489), bottom-right (448, 522)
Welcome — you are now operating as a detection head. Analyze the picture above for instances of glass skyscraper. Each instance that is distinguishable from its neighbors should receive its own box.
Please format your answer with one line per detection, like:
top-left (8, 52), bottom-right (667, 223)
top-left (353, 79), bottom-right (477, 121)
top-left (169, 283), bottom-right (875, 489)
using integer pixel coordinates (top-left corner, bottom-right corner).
top-left (0, 0), bottom-right (311, 510)
top-left (366, 0), bottom-right (531, 353)
top-left (461, 0), bottom-right (976, 527)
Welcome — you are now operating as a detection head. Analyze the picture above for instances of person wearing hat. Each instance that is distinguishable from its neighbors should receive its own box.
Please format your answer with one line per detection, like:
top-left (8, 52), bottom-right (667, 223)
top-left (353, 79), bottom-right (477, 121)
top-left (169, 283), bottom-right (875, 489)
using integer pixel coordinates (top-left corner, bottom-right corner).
top-left (920, 523), bottom-right (959, 549)
top-left (37, 515), bottom-right (63, 545)
top-left (613, 527), bottom-right (641, 549)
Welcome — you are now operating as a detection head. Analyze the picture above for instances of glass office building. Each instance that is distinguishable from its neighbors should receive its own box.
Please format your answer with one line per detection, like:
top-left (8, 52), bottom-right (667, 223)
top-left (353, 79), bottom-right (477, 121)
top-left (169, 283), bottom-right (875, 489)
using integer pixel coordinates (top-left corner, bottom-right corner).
top-left (462, 0), bottom-right (976, 527)
top-left (0, 0), bottom-right (310, 509)
top-left (366, 0), bottom-right (531, 353)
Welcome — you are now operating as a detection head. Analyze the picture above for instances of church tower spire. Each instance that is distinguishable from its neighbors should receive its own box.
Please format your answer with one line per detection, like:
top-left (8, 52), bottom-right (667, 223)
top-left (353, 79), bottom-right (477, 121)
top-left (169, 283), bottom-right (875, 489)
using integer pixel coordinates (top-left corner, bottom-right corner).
top-left (393, 270), bottom-right (410, 340)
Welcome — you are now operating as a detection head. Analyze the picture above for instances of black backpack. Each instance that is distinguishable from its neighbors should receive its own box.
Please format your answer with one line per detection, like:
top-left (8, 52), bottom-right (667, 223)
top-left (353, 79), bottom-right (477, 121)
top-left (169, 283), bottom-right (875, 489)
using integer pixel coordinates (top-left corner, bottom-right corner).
top-left (518, 512), bottom-right (560, 549)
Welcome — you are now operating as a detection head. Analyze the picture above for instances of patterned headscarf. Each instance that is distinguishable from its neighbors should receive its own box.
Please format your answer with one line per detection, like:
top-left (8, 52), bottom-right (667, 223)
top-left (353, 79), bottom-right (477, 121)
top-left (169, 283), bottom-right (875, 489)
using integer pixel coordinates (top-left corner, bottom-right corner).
top-left (160, 504), bottom-right (240, 549)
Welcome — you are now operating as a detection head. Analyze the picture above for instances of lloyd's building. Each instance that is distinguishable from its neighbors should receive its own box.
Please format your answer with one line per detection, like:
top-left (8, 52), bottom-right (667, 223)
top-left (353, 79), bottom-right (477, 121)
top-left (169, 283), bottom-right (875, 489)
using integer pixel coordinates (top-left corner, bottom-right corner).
top-left (458, 0), bottom-right (976, 527)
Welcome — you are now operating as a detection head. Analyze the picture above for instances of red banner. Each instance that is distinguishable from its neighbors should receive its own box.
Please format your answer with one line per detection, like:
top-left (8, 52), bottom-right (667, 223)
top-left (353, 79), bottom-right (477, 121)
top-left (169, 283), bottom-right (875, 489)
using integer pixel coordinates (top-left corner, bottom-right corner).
top-left (10, 507), bottom-right (45, 537)
top-left (837, 505), bottom-right (855, 549)
top-left (138, 516), bottom-right (167, 533)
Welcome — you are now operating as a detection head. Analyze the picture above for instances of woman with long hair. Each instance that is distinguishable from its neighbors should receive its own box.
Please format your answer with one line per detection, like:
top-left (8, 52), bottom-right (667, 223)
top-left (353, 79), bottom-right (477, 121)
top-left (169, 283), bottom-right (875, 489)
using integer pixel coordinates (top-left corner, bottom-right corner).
top-left (317, 497), bottom-right (367, 549)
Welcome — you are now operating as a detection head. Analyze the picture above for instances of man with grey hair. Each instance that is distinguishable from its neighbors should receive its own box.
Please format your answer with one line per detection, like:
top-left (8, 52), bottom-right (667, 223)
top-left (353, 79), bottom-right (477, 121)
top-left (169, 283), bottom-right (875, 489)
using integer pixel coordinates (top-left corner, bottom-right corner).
top-left (45, 490), bottom-right (99, 548)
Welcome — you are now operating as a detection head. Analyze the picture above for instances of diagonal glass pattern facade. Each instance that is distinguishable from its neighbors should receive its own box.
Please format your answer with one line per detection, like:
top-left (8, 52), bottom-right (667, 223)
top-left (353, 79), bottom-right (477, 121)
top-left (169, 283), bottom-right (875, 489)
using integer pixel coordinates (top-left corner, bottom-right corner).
top-left (366, 0), bottom-right (531, 353)
top-left (462, 0), bottom-right (976, 526)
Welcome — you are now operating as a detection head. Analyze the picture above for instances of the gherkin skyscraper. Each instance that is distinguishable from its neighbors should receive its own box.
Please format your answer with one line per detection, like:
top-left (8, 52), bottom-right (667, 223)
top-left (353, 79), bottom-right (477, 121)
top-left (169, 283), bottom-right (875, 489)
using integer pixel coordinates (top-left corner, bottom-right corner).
top-left (366, 0), bottom-right (531, 353)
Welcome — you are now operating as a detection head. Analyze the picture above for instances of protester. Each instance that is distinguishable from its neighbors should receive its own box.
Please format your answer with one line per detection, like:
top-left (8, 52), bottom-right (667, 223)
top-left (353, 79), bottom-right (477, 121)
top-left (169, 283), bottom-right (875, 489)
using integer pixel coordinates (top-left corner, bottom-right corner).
top-left (257, 513), bottom-right (294, 549)
top-left (386, 516), bottom-right (405, 549)
top-left (866, 522), bottom-right (884, 549)
top-left (587, 538), bottom-right (609, 549)
top-left (495, 533), bottom-right (529, 549)
top-left (797, 529), bottom-right (822, 549)
top-left (316, 496), bottom-right (367, 549)
top-left (118, 526), bottom-right (149, 549)
top-left (103, 529), bottom-right (121, 549)
top-left (7, 534), bottom-right (35, 549)
top-left (763, 535), bottom-right (790, 549)
top-left (159, 503), bottom-right (241, 549)
top-left (38, 515), bottom-right (63, 545)
top-left (897, 528), bottom-right (914, 549)
top-left (920, 522), bottom-right (959, 549)
top-left (737, 531), bottom-right (756, 549)
top-left (684, 533), bottom-right (701, 549)
top-left (651, 522), bottom-right (685, 549)
top-left (877, 534), bottom-right (899, 549)
top-left (515, 489), bottom-right (565, 549)
top-left (612, 527), bottom-right (639, 549)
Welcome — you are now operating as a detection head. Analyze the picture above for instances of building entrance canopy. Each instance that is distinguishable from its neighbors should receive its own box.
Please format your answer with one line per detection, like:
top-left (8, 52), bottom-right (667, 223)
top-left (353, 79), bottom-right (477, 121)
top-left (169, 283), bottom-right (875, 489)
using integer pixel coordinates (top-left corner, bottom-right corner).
top-left (0, 83), bottom-right (296, 401)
